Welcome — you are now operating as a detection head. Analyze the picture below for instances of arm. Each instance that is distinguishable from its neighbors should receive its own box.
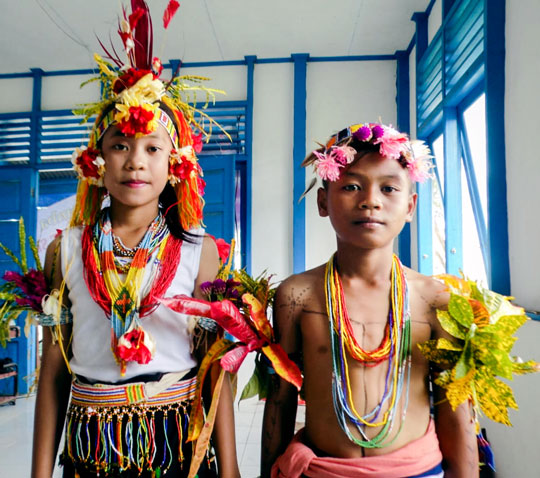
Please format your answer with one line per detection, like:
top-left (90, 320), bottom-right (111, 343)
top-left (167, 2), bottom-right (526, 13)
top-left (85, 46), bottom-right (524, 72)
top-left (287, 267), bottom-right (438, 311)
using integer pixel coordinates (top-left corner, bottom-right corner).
top-left (433, 384), bottom-right (479, 478)
top-left (194, 236), bottom-right (240, 477)
top-left (31, 238), bottom-right (73, 478)
top-left (261, 279), bottom-right (302, 478)
top-left (428, 281), bottom-right (479, 478)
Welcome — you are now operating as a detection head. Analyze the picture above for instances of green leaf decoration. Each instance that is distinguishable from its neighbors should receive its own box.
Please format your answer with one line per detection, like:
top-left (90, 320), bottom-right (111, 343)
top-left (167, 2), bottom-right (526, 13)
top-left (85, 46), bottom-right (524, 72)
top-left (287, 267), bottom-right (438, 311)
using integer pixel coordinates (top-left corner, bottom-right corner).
top-left (19, 217), bottom-right (28, 273)
top-left (437, 310), bottom-right (467, 339)
top-left (418, 340), bottom-right (460, 368)
top-left (419, 273), bottom-right (539, 426)
top-left (445, 368), bottom-right (475, 411)
top-left (0, 242), bottom-right (21, 270)
top-left (454, 342), bottom-right (473, 380)
top-left (436, 337), bottom-right (463, 352)
top-left (448, 294), bottom-right (474, 327)
top-left (476, 368), bottom-right (518, 425)
top-left (239, 368), bottom-right (262, 402)
top-left (512, 360), bottom-right (539, 375)
top-left (490, 314), bottom-right (528, 338)
top-left (29, 236), bottom-right (42, 271)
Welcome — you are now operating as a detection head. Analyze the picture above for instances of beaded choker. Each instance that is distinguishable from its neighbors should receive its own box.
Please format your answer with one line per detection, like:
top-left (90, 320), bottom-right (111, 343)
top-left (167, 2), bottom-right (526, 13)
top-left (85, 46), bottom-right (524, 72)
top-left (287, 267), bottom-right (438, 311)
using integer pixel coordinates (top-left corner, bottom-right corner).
top-left (81, 209), bottom-right (183, 374)
top-left (325, 254), bottom-right (411, 448)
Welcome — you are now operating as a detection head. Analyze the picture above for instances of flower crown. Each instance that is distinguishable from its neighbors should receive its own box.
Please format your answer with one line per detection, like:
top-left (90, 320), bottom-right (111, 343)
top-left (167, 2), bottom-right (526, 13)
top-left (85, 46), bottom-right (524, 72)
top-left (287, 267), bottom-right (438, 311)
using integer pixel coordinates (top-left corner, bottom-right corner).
top-left (69, 0), bottom-right (227, 230)
top-left (304, 123), bottom-right (434, 183)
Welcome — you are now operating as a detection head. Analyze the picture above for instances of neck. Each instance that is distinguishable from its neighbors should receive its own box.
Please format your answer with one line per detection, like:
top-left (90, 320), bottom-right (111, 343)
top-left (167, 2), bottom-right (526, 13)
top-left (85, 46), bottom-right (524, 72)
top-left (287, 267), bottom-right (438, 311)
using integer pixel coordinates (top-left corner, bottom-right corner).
top-left (108, 201), bottom-right (160, 248)
top-left (334, 241), bottom-right (395, 284)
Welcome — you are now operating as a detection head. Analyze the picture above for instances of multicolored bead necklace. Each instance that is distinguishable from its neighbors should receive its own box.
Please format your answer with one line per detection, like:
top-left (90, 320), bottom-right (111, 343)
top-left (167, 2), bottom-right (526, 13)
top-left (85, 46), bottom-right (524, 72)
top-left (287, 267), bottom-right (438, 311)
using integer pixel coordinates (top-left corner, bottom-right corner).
top-left (81, 209), bottom-right (183, 372)
top-left (325, 253), bottom-right (412, 448)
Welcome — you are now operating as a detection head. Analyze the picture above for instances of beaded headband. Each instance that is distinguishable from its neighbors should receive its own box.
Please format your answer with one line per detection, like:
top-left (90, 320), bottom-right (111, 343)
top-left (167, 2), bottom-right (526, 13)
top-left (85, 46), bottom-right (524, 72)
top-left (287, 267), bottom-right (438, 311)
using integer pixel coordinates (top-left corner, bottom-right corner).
top-left (70, 0), bottom-right (227, 231)
top-left (94, 107), bottom-right (179, 148)
top-left (303, 123), bottom-right (434, 183)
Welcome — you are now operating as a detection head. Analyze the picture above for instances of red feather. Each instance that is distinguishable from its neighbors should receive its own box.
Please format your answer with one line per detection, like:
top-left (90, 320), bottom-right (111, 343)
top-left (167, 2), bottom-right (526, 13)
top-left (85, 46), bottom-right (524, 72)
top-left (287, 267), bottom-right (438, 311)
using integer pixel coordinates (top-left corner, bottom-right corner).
top-left (163, 0), bottom-right (180, 29)
top-left (130, 0), bottom-right (152, 70)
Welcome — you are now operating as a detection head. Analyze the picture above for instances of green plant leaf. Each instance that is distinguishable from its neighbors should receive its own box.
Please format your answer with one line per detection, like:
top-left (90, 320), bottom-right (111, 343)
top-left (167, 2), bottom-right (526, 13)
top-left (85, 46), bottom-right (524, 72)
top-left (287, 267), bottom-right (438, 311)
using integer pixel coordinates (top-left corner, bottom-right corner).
top-left (19, 217), bottom-right (27, 273)
top-left (455, 342), bottom-right (473, 379)
top-left (436, 337), bottom-right (463, 352)
top-left (448, 294), bottom-right (474, 327)
top-left (239, 368), bottom-right (263, 402)
top-left (437, 310), bottom-right (467, 339)
top-left (0, 242), bottom-right (21, 270)
top-left (29, 236), bottom-right (42, 271)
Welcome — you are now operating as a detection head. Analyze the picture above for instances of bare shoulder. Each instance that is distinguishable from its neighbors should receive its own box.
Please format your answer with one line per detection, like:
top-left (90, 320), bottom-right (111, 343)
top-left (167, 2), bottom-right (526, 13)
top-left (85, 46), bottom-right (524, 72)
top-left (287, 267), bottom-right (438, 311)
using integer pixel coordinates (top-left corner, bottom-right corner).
top-left (272, 265), bottom-right (325, 342)
top-left (274, 265), bottom-right (325, 313)
top-left (405, 267), bottom-right (450, 311)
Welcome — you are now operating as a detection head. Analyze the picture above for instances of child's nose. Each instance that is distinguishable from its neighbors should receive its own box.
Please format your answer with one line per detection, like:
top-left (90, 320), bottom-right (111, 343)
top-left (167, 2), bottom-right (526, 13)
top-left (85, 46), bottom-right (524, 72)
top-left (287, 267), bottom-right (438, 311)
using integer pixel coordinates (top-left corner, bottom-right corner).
top-left (360, 189), bottom-right (381, 209)
top-left (126, 148), bottom-right (146, 170)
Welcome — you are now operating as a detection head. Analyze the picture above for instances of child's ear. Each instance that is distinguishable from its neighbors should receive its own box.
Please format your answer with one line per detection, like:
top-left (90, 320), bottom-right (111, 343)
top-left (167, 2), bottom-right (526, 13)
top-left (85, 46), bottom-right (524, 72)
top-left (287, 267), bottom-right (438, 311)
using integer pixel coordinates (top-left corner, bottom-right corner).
top-left (405, 192), bottom-right (418, 222)
top-left (317, 187), bottom-right (329, 217)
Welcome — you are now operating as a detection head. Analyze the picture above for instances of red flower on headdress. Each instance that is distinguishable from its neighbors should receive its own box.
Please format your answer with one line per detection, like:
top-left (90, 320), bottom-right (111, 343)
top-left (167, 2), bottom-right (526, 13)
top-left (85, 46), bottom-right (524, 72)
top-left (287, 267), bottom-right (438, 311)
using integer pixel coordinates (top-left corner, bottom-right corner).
top-left (169, 156), bottom-right (197, 180)
top-left (197, 176), bottom-right (206, 195)
top-left (113, 68), bottom-right (155, 93)
top-left (116, 105), bottom-right (157, 136)
top-left (191, 132), bottom-right (203, 153)
top-left (73, 147), bottom-right (104, 180)
top-left (116, 325), bottom-right (155, 365)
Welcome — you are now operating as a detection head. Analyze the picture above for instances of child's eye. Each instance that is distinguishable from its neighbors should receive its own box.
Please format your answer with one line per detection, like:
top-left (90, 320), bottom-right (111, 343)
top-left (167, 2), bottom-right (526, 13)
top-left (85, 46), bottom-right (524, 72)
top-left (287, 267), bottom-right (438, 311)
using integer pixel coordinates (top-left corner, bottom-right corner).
top-left (381, 185), bottom-right (398, 193)
top-left (343, 184), bottom-right (361, 191)
top-left (148, 146), bottom-right (161, 153)
top-left (112, 143), bottom-right (128, 151)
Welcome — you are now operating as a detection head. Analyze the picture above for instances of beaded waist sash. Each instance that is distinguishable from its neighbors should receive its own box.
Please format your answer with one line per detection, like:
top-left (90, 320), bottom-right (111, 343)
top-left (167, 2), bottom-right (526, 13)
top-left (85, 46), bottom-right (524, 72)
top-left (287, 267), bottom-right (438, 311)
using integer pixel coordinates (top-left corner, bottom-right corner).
top-left (63, 375), bottom-right (200, 475)
top-left (70, 374), bottom-right (198, 407)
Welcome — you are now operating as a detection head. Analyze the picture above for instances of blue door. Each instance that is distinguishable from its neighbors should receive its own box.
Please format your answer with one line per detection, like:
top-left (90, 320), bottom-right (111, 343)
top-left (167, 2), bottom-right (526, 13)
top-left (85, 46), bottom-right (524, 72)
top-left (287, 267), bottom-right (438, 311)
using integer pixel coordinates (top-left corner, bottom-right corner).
top-left (199, 155), bottom-right (235, 244)
top-left (0, 168), bottom-right (37, 395)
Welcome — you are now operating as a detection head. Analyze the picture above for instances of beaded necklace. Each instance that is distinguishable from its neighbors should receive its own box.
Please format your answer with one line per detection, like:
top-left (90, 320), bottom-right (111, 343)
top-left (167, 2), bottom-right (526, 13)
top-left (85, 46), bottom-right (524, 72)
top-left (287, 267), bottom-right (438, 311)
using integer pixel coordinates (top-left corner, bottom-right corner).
top-left (325, 253), bottom-right (411, 448)
top-left (81, 209), bottom-right (183, 372)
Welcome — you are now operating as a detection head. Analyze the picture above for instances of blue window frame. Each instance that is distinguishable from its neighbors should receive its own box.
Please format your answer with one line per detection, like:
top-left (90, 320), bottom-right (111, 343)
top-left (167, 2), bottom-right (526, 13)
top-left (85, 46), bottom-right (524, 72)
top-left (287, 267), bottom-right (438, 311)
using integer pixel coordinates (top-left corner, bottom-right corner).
top-left (414, 0), bottom-right (509, 293)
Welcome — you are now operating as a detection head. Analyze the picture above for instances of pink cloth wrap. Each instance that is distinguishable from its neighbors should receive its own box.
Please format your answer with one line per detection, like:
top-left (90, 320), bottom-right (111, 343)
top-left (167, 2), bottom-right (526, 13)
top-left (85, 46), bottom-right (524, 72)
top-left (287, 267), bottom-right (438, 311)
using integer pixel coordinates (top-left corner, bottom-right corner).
top-left (271, 420), bottom-right (443, 478)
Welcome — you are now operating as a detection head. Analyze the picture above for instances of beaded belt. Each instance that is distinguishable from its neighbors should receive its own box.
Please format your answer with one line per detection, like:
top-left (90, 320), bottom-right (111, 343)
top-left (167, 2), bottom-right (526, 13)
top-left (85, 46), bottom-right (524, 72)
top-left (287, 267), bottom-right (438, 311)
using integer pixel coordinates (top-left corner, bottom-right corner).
top-left (70, 374), bottom-right (198, 407)
top-left (64, 375), bottom-right (201, 475)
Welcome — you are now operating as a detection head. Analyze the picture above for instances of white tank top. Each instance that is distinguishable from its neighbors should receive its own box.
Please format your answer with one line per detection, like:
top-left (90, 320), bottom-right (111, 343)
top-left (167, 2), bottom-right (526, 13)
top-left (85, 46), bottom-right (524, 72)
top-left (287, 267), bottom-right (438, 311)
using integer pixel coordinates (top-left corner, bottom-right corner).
top-left (61, 226), bottom-right (202, 383)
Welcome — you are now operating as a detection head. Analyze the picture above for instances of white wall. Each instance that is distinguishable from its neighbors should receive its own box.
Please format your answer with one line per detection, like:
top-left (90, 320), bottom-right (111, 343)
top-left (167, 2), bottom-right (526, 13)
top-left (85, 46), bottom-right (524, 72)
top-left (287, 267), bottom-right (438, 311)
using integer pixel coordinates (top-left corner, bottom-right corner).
top-left (305, 60), bottom-right (397, 270)
top-left (428, 0), bottom-right (442, 43)
top-left (251, 62), bottom-right (294, 281)
top-left (487, 1), bottom-right (540, 476)
top-left (0, 77), bottom-right (33, 112)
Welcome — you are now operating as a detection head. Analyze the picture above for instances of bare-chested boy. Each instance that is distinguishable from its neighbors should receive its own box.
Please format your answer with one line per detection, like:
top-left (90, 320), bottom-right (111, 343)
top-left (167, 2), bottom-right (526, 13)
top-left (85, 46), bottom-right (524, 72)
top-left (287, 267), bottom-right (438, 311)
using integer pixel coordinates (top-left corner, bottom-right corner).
top-left (261, 123), bottom-right (479, 478)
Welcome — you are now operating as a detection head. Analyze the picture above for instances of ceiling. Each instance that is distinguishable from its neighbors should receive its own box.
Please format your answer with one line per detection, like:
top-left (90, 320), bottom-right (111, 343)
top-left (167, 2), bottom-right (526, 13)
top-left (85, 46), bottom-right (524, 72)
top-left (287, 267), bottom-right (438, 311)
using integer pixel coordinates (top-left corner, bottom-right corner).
top-left (0, 0), bottom-right (431, 75)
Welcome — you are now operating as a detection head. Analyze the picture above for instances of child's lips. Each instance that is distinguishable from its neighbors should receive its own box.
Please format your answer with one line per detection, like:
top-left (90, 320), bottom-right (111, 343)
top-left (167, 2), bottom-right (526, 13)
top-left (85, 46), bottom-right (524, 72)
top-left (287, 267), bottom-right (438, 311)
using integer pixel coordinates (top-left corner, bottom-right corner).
top-left (353, 218), bottom-right (384, 228)
top-left (123, 179), bottom-right (148, 188)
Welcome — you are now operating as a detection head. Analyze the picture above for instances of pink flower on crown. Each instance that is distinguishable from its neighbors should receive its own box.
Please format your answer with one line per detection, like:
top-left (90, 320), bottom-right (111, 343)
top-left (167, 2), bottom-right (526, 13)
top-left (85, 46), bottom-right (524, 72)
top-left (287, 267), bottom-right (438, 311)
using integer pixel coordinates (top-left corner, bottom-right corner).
top-left (404, 141), bottom-right (434, 183)
top-left (314, 150), bottom-right (342, 181)
top-left (332, 145), bottom-right (357, 165)
top-left (374, 126), bottom-right (408, 160)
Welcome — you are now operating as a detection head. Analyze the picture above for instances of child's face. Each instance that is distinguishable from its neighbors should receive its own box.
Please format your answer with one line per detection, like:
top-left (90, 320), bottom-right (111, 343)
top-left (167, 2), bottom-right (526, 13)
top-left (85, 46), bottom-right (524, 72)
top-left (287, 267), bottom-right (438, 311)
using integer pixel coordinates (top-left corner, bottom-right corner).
top-left (101, 124), bottom-right (173, 211)
top-left (317, 152), bottom-right (417, 250)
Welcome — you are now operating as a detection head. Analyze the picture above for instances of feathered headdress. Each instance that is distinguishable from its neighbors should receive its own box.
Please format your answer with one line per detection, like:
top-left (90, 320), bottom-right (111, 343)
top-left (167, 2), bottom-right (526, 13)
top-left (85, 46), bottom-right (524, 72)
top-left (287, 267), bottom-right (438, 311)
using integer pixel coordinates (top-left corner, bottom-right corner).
top-left (70, 0), bottom-right (226, 230)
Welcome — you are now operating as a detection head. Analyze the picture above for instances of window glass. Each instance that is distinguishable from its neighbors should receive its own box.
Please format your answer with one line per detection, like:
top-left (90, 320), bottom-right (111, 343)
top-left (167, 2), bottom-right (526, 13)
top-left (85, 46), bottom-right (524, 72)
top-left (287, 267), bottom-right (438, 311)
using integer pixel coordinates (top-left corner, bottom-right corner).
top-left (461, 166), bottom-right (488, 285)
top-left (431, 135), bottom-right (446, 275)
top-left (463, 94), bottom-right (488, 223)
